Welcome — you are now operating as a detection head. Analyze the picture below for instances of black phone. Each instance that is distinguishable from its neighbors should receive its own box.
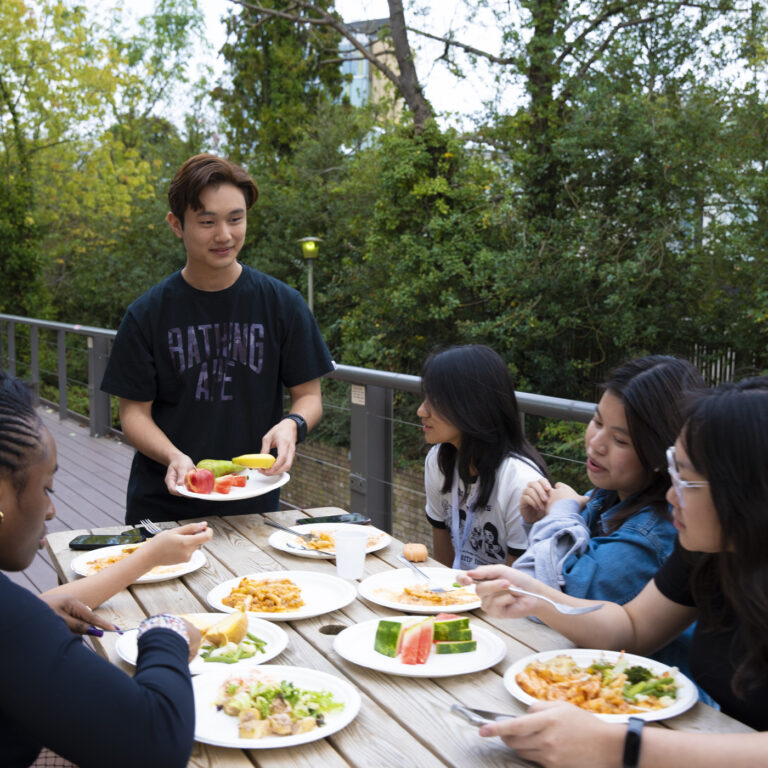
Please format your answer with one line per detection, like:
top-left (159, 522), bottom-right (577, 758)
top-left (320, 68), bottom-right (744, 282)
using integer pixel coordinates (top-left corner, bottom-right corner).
top-left (294, 512), bottom-right (371, 525)
top-left (69, 529), bottom-right (149, 550)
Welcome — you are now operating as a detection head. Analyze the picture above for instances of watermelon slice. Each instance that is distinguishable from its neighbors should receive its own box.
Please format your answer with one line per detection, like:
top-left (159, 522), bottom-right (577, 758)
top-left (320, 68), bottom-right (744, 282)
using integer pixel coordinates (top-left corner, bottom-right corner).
top-left (416, 618), bottom-right (434, 663)
top-left (399, 622), bottom-right (423, 664)
top-left (374, 620), bottom-right (404, 657)
top-left (434, 616), bottom-right (470, 641)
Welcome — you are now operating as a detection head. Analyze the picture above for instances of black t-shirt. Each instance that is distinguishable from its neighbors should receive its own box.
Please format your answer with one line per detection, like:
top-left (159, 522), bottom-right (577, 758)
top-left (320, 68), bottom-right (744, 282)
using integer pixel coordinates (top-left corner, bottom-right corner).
top-left (101, 266), bottom-right (334, 523)
top-left (654, 540), bottom-right (768, 730)
top-left (0, 574), bottom-right (193, 767)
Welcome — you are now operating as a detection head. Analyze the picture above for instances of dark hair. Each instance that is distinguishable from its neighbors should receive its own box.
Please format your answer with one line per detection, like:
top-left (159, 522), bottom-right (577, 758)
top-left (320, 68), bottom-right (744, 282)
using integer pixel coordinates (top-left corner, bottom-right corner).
top-left (682, 377), bottom-right (768, 697)
top-left (421, 345), bottom-right (549, 510)
top-left (168, 154), bottom-right (259, 224)
top-left (0, 371), bottom-right (43, 490)
top-left (596, 355), bottom-right (705, 531)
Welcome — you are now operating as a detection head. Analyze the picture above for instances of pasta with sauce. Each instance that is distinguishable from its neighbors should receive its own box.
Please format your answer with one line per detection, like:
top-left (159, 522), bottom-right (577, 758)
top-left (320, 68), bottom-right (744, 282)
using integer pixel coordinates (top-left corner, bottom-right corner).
top-left (222, 577), bottom-right (304, 612)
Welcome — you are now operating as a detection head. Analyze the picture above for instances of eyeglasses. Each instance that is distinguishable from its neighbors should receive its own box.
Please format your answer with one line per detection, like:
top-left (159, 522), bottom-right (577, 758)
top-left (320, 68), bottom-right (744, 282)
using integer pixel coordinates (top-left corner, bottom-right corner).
top-left (666, 446), bottom-right (709, 509)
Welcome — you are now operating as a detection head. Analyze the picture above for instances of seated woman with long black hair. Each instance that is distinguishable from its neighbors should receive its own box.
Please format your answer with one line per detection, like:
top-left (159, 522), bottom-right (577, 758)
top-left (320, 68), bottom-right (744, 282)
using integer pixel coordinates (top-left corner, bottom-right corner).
top-left (463, 377), bottom-right (768, 767)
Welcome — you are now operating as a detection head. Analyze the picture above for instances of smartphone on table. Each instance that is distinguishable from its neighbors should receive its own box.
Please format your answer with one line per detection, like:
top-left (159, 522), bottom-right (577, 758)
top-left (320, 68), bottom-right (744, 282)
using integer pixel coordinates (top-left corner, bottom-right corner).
top-left (294, 512), bottom-right (371, 525)
top-left (68, 528), bottom-right (153, 550)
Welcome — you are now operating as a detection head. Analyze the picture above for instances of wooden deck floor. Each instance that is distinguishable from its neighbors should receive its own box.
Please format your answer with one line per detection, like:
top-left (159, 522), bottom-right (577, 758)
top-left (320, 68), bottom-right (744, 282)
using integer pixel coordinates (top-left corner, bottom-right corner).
top-left (2, 407), bottom-right (134, 595)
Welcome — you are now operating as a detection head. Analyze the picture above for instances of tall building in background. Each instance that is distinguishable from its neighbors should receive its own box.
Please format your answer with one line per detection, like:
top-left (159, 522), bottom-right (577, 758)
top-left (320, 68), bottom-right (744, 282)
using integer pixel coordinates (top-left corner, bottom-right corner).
top-left (340, 18), bottom-right (404, 121)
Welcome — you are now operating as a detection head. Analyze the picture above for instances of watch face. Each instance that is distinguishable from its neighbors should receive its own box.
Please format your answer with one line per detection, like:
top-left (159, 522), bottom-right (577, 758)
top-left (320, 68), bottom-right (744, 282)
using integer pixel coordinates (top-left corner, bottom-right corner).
top-left (287, 414), bottom-right (307, 442)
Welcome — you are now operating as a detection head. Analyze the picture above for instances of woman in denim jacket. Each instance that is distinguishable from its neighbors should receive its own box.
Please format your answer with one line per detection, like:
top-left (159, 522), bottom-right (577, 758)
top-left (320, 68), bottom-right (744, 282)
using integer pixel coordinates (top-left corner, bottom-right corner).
top-left (514, 356), bottom-right (705, 666)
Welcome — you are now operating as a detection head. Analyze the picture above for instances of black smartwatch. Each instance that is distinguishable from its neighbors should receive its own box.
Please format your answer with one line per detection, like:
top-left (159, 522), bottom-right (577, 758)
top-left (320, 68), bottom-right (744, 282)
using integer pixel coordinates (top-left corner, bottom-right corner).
top-left (622, 716), bottom-right (644, 768)
top-left (283, 413), bottom-right (307, 444)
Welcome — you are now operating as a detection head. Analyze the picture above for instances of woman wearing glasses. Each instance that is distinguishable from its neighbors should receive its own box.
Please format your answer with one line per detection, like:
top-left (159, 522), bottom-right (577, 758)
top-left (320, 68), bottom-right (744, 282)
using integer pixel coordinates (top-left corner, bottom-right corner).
top-left (461, 378), bottom-right (768, 767)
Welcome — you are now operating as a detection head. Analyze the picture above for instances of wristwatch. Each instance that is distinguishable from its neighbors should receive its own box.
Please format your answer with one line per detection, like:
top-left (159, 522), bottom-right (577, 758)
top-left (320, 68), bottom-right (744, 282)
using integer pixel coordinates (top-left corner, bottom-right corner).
top-left (622, 716), bottom-right (644, 768)
top-left (283, 413), bottom-right (307, 444)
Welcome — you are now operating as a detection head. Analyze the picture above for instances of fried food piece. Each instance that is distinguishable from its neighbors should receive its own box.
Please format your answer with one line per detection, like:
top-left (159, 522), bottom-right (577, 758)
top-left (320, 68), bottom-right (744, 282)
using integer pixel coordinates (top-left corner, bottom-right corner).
top-left (238, 709), bottom-right (270, 739)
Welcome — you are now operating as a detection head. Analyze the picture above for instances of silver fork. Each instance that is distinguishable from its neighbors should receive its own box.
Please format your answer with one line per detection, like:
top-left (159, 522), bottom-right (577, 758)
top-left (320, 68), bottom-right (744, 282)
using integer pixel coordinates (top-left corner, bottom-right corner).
top-left (505, 585), bottom-right (603, 615)
top-left (138, 519), bottom-right (162, 535)
top-left (263, 518), bottom-right (318, 543)
top-left (397, 554), bottom-right (453, 592)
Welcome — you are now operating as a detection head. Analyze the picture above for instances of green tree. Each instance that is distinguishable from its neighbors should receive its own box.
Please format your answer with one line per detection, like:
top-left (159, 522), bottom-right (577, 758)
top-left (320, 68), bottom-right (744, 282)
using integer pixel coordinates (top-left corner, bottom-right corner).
top-left (215, 0), bottom-right (347, 165)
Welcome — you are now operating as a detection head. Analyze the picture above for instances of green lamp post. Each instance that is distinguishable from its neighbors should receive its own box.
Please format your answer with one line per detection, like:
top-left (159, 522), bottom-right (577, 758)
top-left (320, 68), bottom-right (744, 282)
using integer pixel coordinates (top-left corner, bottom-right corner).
top-left (297, 236), bottom-right (321, 312)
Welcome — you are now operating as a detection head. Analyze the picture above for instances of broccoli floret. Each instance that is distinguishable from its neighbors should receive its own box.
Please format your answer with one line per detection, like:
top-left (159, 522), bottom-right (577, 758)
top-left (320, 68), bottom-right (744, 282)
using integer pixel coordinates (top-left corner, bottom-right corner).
top-left (626, 666), bottom-right (653, 684)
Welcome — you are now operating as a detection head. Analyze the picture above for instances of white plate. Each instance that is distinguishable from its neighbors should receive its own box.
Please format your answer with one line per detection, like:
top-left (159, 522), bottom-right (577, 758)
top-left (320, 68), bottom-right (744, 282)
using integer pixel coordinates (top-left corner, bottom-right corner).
top-left (268, 522), bottom-right (391, 559)
top-left (115, 613), bottom-right (288, 674)
top-left (175, 470), bottom-right (289, 501)
top-left (207, 570), bottom-right (357, 620)
top-left (71, 545), bottom-right (207, 583)
top-left (193, 663), bottom-right (361, 748)
top-left (357, 567), bottom-right (481, 613)
top-left (503, 648), bottom-right (698, 723)
top-left (333, 616), bottom-right (506, 677)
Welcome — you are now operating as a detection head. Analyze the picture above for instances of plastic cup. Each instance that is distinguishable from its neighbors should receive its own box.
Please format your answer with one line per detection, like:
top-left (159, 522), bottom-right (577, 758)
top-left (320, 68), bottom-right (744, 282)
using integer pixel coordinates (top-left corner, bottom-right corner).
top-left (334, 527), bottom-right (368, 580)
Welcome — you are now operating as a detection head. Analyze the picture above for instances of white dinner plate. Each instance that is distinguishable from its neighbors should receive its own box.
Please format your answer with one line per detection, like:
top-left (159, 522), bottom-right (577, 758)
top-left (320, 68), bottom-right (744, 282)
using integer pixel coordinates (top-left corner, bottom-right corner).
top-left (70, 545), bottom-right (207, 583)
top-left (503, 648), bottom-right (698, 723)
top-left (333, 616), bottom-right (506, 677)
top-left (206, 570), bottom-right (357, 620)
top-left (192, 663), bottom-right (361, 748)
top-left (268, 522), bottom-right (391, 559)
top-left (175, 470), bottom-right (289, 501)
top-left (115, 613), bottom-right (288, 674)
top-left (357, 567), bottom-right (481, 613)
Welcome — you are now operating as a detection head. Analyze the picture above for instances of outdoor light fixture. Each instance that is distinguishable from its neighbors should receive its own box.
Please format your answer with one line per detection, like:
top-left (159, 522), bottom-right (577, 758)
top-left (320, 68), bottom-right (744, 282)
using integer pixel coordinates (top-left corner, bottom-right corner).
top-left (297, 236), bottom-right (322, 312)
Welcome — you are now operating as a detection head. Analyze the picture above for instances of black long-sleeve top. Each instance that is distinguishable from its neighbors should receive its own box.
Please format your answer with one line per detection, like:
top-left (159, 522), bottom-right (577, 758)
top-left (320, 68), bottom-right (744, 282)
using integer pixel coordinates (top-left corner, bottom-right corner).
top-left (0, 573), bottom-right (195, 767)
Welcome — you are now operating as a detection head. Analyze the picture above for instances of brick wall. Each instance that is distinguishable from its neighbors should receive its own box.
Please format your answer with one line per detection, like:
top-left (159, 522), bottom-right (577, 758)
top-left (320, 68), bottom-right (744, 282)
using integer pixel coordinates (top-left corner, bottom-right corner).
top-left (281, 441), bottom-right (433, 547)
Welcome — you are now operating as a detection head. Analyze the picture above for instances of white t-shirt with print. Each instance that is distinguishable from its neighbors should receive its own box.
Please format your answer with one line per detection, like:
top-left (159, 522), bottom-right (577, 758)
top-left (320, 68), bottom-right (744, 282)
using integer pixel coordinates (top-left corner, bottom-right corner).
top-left (423, 445), bottom-right (543, 568)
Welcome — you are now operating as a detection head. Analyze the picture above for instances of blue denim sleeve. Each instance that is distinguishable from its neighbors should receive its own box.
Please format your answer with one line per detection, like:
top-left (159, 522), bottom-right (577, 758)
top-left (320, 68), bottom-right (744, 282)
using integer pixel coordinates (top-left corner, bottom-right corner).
top-left (561, 509), bottom-right (677, 605)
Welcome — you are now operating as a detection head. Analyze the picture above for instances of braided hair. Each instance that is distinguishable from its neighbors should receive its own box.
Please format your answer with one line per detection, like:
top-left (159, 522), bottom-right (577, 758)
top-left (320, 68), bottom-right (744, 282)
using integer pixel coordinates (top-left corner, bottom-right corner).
top-left (0, 371), bottom-right (43, 491)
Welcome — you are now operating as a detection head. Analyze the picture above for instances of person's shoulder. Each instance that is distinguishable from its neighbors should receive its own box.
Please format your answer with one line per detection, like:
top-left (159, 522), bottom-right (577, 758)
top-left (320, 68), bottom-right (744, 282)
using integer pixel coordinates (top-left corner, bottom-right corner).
top-left (126, 271), bottom-right (184, 313)
top-left (500, 453), bottom-right (544, 481)
top-left (0, 573), bottom-right (54, 624)
top-left (424, 445), bottom-right (442, 476)
top-left (239, 264), bottom-right (301, 298)
top-left (424, 444), bottom-right (440, 464)
top-left (612, 503), bottom-right (677, 548)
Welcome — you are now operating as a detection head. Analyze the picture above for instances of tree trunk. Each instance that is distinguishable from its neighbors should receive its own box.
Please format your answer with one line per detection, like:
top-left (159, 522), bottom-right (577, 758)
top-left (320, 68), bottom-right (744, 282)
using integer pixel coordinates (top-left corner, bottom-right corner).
top-left (387, 0), bottom-right (432, 131)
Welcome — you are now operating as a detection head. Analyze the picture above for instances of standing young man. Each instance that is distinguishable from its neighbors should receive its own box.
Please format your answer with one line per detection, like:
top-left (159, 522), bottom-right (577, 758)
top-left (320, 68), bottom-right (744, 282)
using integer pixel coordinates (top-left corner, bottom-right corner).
top-left (101, 154), bottom-right (334, 523)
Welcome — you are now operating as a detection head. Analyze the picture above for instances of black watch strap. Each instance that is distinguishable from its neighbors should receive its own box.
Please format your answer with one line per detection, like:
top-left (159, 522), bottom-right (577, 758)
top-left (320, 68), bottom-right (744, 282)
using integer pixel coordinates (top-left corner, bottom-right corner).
top-left (622, 716), bottom-right (644, 768)
top-left (283, 413), bottom-right (307, 444)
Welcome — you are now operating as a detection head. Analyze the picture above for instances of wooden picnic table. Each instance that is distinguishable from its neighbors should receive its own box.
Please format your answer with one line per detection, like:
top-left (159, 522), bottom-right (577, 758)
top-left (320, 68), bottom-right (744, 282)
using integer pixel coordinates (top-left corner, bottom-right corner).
top-left (44, 507), bottom-right (753, 768)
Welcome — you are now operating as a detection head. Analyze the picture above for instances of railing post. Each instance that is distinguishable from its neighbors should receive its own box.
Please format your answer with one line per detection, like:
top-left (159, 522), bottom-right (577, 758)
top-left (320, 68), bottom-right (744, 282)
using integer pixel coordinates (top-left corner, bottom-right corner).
top-left (88, 335), bottom-right (110, 436)
top-left (6, 321), bottom-right (16, 376)
top-left (29, 326), bottom-right (39, 405)
top-left (348, 383), bottom-right (393, 532)
top-left (57, 329), bottom-right (67, 418)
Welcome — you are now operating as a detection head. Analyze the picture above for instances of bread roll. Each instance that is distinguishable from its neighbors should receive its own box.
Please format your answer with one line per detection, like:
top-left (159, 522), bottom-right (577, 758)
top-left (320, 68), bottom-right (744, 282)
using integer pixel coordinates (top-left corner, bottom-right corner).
top-left (402, 542), bottom-right (428, 562)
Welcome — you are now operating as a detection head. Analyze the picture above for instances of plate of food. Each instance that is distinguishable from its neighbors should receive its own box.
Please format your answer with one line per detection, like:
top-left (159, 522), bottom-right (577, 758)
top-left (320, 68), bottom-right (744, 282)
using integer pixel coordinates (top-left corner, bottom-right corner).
top-left (176, 470), bottom-right (289, 501)
top-left (333, 614), bottom-right (506, 677)
top-left (70, 544), bottom-right (207, 583)
top-left (503, 648), bottom-right (698, 722)
top-left (268, 522), bottom-right (391, 559)
top-left (116, 612), bottom-right (289, 674)
top-left (206, 570), bottom-right (357, 620)
top-left (357, 567), bottom-right (481, 613)
top-left (192, 663), bottom-right (361, 748)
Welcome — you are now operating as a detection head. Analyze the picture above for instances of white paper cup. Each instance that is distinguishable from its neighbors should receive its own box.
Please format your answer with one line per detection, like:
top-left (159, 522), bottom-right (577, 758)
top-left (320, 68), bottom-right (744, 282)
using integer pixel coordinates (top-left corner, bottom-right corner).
top-left (334, 527), bottom-right (368, 579)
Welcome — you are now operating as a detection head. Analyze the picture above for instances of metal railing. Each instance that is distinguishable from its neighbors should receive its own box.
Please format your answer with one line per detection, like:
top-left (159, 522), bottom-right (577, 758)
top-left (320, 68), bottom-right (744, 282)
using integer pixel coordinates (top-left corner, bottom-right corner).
top-left (1, 313), bottom-right (595, 531)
